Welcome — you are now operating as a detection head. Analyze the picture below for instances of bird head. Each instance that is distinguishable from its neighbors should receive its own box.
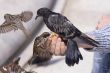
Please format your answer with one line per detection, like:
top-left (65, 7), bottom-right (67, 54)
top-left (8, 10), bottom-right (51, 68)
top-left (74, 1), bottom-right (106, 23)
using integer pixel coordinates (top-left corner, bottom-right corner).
top-left (35, 8), bottom-right (52, 19)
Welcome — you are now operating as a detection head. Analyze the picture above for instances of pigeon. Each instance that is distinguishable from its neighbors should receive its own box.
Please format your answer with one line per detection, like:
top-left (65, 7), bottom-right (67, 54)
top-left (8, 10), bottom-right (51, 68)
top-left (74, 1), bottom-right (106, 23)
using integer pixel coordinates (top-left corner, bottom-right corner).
top-left (0, 11), bottom-right (33, 38)
top-left (35, 8), bottom-right (99, 66)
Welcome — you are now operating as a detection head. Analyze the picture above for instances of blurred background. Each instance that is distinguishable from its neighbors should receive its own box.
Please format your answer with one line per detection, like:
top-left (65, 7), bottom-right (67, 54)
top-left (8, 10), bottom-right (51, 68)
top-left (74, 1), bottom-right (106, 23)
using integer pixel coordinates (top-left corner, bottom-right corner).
top-left (0, 0), bottom-right (110, 73)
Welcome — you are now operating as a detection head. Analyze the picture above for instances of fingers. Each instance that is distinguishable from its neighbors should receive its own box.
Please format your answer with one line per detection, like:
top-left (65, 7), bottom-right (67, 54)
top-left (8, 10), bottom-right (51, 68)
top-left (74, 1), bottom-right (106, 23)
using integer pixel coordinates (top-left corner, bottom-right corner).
top-left (50, 36), bottom-right (58, 54)
top-left (60, 42), bottom-right (67, 55)
top-left (52, 37), bottom-right (66, 56)
top-left (96, 15), bottom-right (110, 29)
top-left (47, 34), bottom-right (66, 56)
top-left (47, 37), bottom-right (52, 49)
top-left (54, 38), bottom-right (61, 55)
top-left (54, 38), bottom-right (67, 56)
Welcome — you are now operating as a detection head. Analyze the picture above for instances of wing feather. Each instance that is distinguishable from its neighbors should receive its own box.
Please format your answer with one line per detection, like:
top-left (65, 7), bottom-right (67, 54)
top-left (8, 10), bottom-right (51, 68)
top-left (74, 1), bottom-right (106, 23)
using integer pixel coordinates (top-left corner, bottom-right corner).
top-left (48, 14), bottom-right (99, 47)
top-left (48, 14), bottom-right (76, 37)
top-left (0, 22), bottom-right (17, 33)
top-left (20, 11), bottom-right (33, 22)
top-left (14, 20), bottom-right (30, 38)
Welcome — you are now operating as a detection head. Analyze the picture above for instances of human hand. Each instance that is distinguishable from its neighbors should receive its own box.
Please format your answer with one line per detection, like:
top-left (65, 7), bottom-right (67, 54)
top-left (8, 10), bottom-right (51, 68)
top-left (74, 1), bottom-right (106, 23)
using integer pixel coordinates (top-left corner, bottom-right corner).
top-left (47, 33), bottom-right (67, 56)
top-left (96, 15), bottom-right (110, 29)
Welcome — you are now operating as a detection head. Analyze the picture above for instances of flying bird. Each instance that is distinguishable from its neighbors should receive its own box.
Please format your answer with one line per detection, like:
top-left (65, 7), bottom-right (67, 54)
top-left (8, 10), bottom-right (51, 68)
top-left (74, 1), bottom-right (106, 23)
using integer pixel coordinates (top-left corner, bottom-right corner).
top-left (0, 11), bottom-right (33, 38)
top-left (0, 57), bottom-right (36, 73)
top-left (35, 8), bottom-right (99, 66)
top-left (28, 32), bottom-right (53, 65)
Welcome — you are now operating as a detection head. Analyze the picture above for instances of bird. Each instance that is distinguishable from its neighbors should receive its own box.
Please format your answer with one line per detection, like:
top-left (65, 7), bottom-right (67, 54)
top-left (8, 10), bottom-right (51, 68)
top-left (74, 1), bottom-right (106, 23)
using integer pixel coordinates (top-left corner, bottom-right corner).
top-left (28, 32), bottom-right (53, 65)
top-left (0, 57), bottom-right (36, 73)
top-left (0, 11), bottom-right (33, 38)
top-left (35, 8), bottom-right (99, 66)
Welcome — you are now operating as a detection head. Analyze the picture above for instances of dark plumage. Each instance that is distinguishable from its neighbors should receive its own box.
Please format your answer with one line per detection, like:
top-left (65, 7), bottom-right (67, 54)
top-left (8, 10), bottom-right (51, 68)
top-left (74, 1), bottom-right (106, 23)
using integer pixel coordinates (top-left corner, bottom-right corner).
top-left (0, 57), bottom-right (36, 73)
top-left (35, 8), bottom-right (99, 66)
top-left (28, 32), bottom-right (53, 65)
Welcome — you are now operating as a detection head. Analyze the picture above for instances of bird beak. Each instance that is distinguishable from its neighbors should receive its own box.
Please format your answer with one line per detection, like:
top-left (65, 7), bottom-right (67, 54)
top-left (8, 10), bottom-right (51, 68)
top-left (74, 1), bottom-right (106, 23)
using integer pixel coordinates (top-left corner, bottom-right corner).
top-left (35, 16), bottom-right (39, 20)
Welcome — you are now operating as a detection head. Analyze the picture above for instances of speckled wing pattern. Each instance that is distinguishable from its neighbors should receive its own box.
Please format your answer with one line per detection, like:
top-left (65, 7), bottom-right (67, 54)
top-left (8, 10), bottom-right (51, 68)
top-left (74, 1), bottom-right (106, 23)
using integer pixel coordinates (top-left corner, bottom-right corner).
top-left (0, 57), bottom-right (36, 73)
top-left (0, 11), bottom-right (33, 38)
top-left (33, 37), bottom-right (52, 59)
top-left (28, 32), bottom-right (53, 65)
top-left (0, 21), bottom-right (18, 33)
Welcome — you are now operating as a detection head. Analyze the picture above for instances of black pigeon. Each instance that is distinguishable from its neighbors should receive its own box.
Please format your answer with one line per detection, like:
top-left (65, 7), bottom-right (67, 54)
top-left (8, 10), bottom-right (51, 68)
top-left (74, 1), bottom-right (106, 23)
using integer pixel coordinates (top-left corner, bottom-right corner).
top-left (0, 57), bottom-right (36, 73)
top-left (28, 32), bottom-right (53, 65)
top-left (35, 8), bottom-right (99, 66)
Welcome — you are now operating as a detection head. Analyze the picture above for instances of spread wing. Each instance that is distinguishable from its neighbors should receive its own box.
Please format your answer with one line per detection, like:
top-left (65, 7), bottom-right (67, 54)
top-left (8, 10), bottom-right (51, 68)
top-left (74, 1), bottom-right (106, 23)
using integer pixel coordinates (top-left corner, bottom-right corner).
top-left (14, 19), bottom-right (30, 38)
top-left (0, 21), bottom-right (18, 33)
top-left (20, 11), bottom-right (33, 22)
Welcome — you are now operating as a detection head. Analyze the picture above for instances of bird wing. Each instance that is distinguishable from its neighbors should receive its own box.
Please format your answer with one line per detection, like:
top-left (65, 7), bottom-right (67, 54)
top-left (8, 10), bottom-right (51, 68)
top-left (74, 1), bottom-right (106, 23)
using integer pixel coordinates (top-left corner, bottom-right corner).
top-left (13, 19), bottom-right (30, 38)
top-left (48, 14), bottom-right (99, 47)
top-left (48, 14), bottom-right (78, 38)
top-left (20, 11), bottom-right (33, 22)
top-left (0, 21), bottom-right (18, 33)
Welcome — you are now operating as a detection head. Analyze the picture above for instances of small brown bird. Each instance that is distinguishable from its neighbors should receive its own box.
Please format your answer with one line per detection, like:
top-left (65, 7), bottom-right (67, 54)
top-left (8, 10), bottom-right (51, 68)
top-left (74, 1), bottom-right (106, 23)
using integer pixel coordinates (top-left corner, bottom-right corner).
top-left (0, 11), bottom-right (33, 38)
top-left (28, 32), bottom-right (53, 65)
top-left (0, 57), bottom-right (36, 73)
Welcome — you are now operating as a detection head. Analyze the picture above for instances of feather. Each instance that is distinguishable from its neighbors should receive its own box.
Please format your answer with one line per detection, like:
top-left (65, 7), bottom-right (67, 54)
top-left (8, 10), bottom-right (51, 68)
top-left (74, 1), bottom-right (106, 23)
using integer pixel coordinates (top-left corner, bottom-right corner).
top-left (28, 32), bottom-right (53, 65)
top-left (20, 11), bottom-right (33, 22)
top-left (0, 22), bottom-right (18, 33)
top-left (0, 57), bottom-right (36, 73)
top-left (0, 11), bottom-right (33, 38)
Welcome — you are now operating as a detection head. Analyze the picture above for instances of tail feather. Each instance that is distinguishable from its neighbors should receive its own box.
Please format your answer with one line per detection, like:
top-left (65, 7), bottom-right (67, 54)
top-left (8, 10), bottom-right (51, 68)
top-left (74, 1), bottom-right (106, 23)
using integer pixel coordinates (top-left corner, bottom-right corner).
top-left (77, 50), bottom-right (83, 60)
top-left (74, 42), bottom-right (83, 64)
top-left (79, 33), bottom-right (99, 47)
top-left (66, 39), bottom-right (83, 66)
